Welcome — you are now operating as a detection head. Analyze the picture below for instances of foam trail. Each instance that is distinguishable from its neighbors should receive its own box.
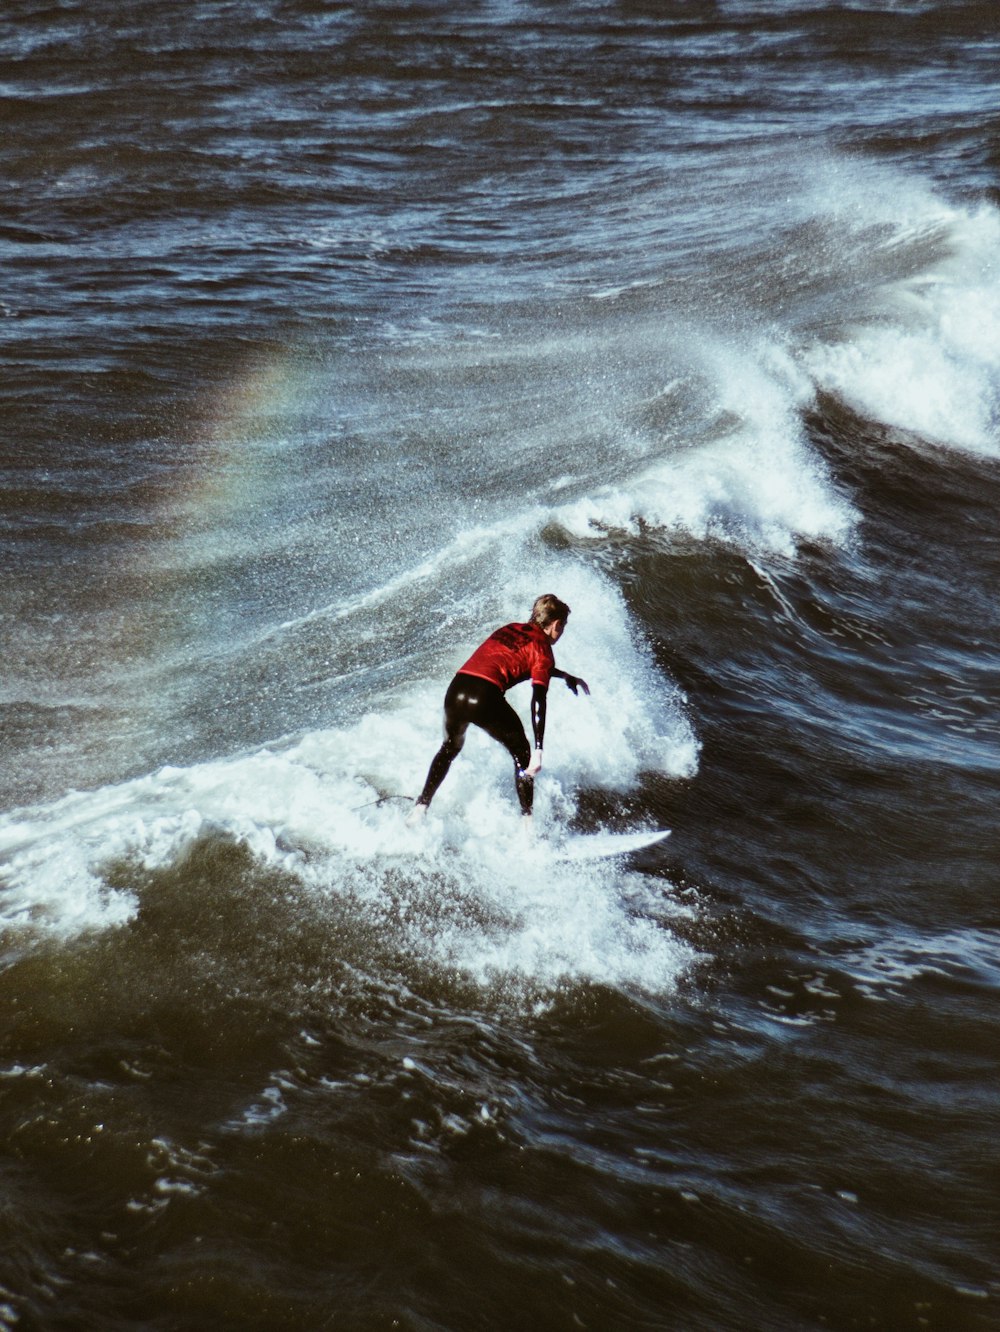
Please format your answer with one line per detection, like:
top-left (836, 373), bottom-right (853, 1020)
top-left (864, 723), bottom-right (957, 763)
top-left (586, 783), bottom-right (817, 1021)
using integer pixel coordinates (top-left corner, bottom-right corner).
top-left (836, 925), bottom-right (1000, 999)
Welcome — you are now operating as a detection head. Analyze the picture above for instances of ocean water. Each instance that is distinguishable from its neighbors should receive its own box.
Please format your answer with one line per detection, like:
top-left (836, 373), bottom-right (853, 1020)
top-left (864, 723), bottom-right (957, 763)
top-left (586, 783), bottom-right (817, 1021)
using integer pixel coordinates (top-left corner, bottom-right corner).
top-left (2, 2), bottom-right (999, 1328)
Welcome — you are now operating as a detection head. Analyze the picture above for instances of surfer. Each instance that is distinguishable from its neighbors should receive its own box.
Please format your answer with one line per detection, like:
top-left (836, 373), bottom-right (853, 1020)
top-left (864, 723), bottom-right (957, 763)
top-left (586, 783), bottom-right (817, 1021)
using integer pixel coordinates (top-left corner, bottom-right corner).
top-left (408, 593), bottom-right (590, 823)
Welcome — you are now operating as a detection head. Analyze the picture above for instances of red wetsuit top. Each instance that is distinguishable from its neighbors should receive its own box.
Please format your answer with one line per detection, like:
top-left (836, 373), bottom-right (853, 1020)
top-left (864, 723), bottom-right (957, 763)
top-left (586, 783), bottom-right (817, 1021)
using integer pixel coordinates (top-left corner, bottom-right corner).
top-left (459, 622), bottom-right (555, 693)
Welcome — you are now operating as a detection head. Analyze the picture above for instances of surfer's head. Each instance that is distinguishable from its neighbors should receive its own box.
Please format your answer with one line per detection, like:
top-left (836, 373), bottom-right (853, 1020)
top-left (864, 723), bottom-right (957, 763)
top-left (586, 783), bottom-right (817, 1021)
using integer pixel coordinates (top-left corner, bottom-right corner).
top-left (530, 594), bottom-right (570, 630)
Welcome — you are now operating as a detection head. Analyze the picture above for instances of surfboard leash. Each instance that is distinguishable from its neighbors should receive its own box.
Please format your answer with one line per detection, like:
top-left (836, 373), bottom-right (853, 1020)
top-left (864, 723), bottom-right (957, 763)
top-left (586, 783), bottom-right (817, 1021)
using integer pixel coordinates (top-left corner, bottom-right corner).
top-left (350, 793), bottom-right (416, 811)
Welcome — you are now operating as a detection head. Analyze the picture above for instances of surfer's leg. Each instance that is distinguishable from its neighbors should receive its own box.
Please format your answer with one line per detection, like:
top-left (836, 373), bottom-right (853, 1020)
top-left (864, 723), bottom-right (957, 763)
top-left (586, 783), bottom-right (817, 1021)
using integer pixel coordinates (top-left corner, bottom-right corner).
top-left (513, 762), bottom-right (534, 817)
top-left (474, 691), bottom-right (534, 815)
top-left (415, 676), bottom-right (471, 808)
top-left (416, 675), bottom-right (533, 815)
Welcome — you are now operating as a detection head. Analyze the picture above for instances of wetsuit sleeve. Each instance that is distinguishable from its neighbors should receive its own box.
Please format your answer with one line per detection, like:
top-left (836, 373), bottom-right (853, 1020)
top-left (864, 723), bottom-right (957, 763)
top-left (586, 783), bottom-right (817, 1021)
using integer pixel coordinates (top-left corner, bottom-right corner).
top-left (531, 683), bottom-right (547, 749)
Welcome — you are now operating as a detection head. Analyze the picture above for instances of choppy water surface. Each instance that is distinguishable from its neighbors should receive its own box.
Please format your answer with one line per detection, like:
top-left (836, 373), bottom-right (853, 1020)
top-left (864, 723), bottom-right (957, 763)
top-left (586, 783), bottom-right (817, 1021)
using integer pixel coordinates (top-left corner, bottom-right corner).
top-left (2, 2), bottom-right (999, 1328)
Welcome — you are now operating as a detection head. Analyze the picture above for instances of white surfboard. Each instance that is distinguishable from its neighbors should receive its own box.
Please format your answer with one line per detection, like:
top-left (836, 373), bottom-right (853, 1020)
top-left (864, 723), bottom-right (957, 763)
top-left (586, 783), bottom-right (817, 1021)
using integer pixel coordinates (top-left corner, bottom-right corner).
top-left (556, 827), bottom-right (671, 862)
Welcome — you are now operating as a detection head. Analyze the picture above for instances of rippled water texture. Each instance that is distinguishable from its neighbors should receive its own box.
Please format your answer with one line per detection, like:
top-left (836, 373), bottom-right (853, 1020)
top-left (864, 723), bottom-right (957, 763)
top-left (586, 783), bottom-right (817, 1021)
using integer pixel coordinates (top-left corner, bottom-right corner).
top-left (2, 2), bottom-right (999, 1329)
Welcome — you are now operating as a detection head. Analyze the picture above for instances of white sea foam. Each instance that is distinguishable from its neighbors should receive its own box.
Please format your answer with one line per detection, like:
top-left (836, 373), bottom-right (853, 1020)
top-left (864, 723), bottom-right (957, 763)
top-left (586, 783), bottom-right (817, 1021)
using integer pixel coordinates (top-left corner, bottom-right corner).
top-left (0, 562), bottom-right (697, 998)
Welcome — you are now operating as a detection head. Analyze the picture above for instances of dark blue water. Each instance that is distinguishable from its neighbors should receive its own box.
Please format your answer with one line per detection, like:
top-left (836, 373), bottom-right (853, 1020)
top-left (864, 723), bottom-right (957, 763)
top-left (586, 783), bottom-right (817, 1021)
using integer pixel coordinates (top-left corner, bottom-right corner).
top-left (2, 3), bottom-right (999, 1328)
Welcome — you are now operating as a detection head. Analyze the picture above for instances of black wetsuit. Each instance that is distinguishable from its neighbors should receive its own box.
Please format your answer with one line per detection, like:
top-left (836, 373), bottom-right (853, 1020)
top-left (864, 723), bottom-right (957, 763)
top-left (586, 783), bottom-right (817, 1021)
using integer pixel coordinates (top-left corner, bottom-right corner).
top-left (417, 673), bottom-right (545, 815)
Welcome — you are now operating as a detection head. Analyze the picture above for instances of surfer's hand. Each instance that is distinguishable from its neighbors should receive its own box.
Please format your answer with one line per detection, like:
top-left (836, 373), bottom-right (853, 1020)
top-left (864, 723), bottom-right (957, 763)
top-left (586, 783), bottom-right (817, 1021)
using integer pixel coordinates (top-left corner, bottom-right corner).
top-left (564, 674), bottom-right (590, 696)
top-left (526, 748), bottom-right (543, 777)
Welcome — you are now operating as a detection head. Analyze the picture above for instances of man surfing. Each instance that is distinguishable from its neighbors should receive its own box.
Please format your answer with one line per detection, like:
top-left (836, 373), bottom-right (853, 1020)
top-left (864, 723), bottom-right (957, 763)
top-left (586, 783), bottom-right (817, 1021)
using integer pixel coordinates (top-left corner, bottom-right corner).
top-left (408, 593), bottom-right (589, 824)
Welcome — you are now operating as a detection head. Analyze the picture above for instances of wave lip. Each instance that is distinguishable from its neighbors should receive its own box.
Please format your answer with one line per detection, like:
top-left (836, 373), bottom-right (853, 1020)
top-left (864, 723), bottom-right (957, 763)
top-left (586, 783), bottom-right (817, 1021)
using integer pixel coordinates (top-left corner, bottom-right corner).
top-left (553, 339), bottom-right (853, 556)
top-left (805, 201), bottom-right (1000, 457)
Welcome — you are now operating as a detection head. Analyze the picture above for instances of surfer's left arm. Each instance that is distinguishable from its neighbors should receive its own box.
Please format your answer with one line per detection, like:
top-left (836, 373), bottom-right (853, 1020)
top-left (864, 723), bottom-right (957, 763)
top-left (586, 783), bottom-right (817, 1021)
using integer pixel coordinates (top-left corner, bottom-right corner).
top-left (525, 683), bottom-right (547, 776)
top-left (552, 667), bottom-right (590, 696)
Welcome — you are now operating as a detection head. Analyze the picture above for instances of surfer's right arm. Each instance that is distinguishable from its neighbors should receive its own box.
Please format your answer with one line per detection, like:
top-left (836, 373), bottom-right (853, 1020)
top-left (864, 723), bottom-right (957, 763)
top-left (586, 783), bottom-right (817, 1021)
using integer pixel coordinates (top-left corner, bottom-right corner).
top-left (552, 667), bottom-right (590, 696)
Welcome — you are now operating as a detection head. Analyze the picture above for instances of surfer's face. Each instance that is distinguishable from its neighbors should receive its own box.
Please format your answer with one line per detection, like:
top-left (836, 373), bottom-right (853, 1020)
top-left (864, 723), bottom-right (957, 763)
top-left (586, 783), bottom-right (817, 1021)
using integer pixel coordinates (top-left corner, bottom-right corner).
top-left (543, 619), bottom-right (565, 643)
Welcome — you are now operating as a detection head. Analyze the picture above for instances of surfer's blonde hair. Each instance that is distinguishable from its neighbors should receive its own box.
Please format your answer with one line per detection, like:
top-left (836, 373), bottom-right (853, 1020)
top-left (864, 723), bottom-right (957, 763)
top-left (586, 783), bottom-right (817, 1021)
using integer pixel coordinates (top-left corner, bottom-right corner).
top-left (530, 593), bottom-right (570, 628)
